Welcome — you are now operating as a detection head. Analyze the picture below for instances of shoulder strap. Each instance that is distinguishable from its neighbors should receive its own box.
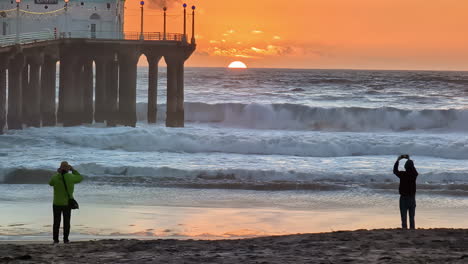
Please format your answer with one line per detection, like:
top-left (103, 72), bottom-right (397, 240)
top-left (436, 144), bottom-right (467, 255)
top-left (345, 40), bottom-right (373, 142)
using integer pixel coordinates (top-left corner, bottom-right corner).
top-left (61, 173), bottom-right (71, 199)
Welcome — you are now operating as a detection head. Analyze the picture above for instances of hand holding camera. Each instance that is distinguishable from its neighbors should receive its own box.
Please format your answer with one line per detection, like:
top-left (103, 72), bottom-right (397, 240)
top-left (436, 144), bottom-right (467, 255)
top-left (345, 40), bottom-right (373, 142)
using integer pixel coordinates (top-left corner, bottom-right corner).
top-left (398, 154), bottom-right (410, 161)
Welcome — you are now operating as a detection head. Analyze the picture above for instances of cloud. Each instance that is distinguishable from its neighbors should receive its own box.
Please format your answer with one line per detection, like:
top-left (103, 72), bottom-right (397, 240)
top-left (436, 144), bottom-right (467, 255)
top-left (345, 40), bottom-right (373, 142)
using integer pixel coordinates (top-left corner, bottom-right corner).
top-left (198, 28), bottom-right (332, 60)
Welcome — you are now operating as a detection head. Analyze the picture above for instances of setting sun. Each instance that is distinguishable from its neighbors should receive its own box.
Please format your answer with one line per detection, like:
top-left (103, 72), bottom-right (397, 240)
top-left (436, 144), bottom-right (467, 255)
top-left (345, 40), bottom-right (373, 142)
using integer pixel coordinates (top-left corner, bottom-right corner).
top-left (228, 61), bottom-right (248, 69)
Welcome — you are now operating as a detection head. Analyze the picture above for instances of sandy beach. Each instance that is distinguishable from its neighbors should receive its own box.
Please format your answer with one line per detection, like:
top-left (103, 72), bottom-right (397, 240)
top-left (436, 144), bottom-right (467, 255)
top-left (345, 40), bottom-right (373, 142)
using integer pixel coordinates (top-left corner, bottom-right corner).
top-left (1, 229), bottom-right (467, 263)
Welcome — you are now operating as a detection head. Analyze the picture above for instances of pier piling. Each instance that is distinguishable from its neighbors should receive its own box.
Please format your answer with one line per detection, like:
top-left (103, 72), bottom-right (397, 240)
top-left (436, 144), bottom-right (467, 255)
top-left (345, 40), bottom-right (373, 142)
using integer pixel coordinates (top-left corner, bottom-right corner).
top-left (7, 54), bottom-right (25, 130)
top-left (1, 36), bottom-right (195, 132)
top-left (0, 66), bottom-right (6, 134)
top-left (106, 58), bottom-right (119, 127)
top-left (40, 57), bottom-right (57, 127)
top-left (118, 51), bottom-right (138, 127)
top-left (147, 55), bottom-right (161, 124)
top-left (82, 59), bottom-right (94, 124)
top-left (27, 57), bottom-right (42, 127)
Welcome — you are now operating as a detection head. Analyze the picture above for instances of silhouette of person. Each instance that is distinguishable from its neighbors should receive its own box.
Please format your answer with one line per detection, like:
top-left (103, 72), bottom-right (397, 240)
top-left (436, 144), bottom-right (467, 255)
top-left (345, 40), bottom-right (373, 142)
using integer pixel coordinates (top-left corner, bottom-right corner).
top-left (48, 161), bottom-right (83, 244)
top-left (393, 155), bottom-right (419, 229)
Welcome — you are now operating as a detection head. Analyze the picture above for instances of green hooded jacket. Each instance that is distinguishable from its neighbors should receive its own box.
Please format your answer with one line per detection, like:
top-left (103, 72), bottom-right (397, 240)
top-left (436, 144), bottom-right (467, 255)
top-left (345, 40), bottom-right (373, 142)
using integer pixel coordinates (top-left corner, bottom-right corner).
top-left (48, 170), bottom-right (83, 206)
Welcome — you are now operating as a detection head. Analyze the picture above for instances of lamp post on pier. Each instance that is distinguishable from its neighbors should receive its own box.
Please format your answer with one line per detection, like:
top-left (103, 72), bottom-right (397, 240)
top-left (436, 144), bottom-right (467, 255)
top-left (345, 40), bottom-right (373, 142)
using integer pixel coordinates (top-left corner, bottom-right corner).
top-left (139, 1), bottom-right (144, 40)
top-left (182, 3), bottom-right (187, 43)
top-left (15, 0), bottom-right (20, 44)
top-left (64, 0), bottom-right (69, 38)
top-left (191, 5), bottom-right (196, 44)
top-left (163, 7), bottom-right (167, 40)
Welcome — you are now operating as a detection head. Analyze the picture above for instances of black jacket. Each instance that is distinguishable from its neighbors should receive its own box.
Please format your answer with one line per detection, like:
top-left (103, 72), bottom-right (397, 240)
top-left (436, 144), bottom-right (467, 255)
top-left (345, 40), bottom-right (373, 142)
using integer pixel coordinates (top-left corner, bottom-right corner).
top-left (393, 160), bottom-right (419, 196)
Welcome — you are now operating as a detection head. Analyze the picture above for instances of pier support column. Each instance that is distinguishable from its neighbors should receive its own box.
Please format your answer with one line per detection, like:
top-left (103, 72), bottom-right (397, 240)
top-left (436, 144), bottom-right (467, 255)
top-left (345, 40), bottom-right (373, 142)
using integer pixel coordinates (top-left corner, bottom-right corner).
top-left (106, 58), bottom-right (119, 126)
top-left (7, 54), bottom-right (25, 130)
top-left (146, 55), bottom-right (161, 124)
top-left (82, 60), bottom-right (94, 124)
top-left (21, 65), bottom-right (30, 127)
top-left (165, 58), bottom-right (184, 127)
top-left (94, 58), bottom-right (107, 123)
top-left (118, 52), bottom-right (138, 127)
top-left (57, 62), bottom-right (65, 124)
top-left (176, 60), bottom-right (185, 127)
top-left (0, 66), bottom-right (6, 134)
top-left (61, 55), bottom-right (83, 127)
top-left (40, 57), bottom-right (57, 126)
top-left (26, 60), bottom-right (42, 127)
top-left (165, 60), bottom-right (177, 127)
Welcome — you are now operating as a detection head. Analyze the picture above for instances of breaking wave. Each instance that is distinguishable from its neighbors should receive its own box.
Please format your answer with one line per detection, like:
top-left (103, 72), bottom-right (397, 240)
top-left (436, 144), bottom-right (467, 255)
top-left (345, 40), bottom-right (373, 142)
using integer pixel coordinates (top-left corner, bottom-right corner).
top-left (1, 165), bottom-right (468, 195)
top-left (137, 102), bottom-right (468, 132)
top-left (54, 127), bottom-right (468, 160)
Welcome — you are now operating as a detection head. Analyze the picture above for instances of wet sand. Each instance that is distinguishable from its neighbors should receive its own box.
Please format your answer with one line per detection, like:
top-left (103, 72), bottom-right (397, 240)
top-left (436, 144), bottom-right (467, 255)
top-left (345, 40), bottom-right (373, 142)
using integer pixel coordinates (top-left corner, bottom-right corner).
top-left (0, 229), bottom-right (467, 263)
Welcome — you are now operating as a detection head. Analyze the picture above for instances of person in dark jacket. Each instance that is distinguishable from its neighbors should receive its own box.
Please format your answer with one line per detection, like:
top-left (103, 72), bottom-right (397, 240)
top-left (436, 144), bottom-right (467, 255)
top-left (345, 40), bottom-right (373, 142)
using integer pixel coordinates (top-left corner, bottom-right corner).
top-left (49, 161), bottom-right (83, 244)
top-left (393, 155), bottom-right (419, 229)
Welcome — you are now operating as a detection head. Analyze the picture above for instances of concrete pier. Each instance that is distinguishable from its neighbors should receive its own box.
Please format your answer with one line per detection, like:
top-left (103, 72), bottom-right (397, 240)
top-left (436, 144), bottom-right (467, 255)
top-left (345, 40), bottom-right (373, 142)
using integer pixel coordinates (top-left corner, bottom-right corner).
top-left (0, 36), bottom-right (195, 132)
top-left (7, 54), bottom-right (25, 130)
top-left (41, 57), bottom-right (57, 126)
top-left (94, 58), bottom-right (107, 123)
top-left (61, 53), bottom-right (83, 127)
top-left (27, 57), bottom-right (43, 127)
top-left (0, 66), bottom-right (6, 134)
top-left (118, 49), bottom-right (139, 127)
top-left (82, 60), bottom-right (94, 124)
top-left (165, 57), bottom-right (186, 127)
top-left (106, 59), bottom-right (119, 127)
top-left (21, 66), bottom-right (30, 127)
top-left (147, 55), bottom-right (161, 124)
top-left (165, 59), bottom-right (178, 127)
top-left (176, 60), bottom-right (185, 127)
top-left (57, 62), bottom-right (65, 124)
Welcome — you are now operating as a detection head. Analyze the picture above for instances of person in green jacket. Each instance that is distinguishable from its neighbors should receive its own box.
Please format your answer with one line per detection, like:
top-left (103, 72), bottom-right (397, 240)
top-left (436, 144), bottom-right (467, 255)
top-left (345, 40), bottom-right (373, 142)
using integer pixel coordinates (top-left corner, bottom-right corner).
top-left (48, 161), bottom-right (83, 244)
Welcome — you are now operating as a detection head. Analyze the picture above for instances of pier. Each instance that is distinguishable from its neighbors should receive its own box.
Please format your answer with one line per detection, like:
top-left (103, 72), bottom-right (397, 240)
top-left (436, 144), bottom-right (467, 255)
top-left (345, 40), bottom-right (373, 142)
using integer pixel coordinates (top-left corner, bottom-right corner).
top-left (0, 1), bottom-right (196, 133)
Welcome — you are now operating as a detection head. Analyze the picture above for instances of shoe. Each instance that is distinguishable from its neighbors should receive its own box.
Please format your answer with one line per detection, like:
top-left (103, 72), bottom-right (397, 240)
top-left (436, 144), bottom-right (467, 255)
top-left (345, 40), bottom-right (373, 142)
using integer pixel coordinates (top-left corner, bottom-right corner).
top-left (64, 240), bottom-right (70, 244)
top-left (53, 241), bottom-right (59, 245)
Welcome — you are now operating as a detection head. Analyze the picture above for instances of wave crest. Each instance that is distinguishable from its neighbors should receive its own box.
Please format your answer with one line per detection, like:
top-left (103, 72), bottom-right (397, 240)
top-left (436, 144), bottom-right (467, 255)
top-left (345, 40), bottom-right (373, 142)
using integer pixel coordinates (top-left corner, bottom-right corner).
top-left (137, 102), bottom-right (468, 132)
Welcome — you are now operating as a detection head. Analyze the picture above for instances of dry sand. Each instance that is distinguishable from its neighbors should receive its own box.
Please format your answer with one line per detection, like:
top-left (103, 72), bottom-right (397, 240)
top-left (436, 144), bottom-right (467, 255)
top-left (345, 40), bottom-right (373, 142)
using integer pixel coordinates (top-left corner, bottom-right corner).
top-left (1, 229), bottom-right (467, 263)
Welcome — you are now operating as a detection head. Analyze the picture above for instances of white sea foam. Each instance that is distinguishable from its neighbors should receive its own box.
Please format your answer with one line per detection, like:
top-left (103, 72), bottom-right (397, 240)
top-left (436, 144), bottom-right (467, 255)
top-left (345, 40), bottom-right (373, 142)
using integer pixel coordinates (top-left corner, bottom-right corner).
top-left (136, 102), bottom-right (468, 132)
top-left (49, 125), bottom-right (468, 160)
top-left (1, 163), bottom-right (468, 194)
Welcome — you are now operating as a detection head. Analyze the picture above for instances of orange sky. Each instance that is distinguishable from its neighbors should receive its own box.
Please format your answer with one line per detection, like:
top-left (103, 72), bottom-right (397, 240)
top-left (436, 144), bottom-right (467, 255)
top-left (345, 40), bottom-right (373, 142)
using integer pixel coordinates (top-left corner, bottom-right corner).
top-left (125, 0), bottom-right (468, 70)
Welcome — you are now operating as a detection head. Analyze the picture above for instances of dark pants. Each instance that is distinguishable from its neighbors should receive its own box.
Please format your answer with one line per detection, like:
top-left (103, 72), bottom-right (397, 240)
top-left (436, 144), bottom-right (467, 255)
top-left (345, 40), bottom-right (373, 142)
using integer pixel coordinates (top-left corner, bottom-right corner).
top-left (53, 205), bottom-right (71, 242)
top-left (399, 195), bottom-right (416, 229)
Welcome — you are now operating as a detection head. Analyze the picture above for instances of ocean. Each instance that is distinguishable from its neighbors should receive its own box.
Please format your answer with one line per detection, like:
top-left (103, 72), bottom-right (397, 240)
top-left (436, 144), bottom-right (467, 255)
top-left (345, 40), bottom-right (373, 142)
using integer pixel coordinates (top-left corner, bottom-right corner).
top-left (1, 67), bottom-right (468, 240)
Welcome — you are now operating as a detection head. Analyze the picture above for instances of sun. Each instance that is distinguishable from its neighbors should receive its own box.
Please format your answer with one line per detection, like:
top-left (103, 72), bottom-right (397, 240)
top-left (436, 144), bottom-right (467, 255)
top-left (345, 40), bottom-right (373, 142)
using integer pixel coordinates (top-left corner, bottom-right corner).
top-left (228, 61), bottom-right (248, 69)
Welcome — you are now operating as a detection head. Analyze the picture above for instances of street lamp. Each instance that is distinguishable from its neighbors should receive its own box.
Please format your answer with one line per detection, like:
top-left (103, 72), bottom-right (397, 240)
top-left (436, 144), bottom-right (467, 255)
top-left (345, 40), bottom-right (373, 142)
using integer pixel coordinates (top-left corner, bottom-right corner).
top-left (191, 5), bottom-right (195, 44)
top-left (182, 3), bottom-right (187, 43)
top-left (64, 0), bottom-right (69, 38)
top-left (139, 1), bottom-right (144, 40)
top-left (15, 0), bottom-right (20, 44)
top-left (163, 7), bottom-right (167, 40)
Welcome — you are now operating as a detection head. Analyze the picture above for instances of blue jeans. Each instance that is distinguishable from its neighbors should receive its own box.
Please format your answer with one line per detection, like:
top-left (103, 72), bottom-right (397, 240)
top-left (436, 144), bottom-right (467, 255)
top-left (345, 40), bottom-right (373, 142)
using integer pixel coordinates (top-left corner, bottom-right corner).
top-left (399, 195), bottom-right (416, 229)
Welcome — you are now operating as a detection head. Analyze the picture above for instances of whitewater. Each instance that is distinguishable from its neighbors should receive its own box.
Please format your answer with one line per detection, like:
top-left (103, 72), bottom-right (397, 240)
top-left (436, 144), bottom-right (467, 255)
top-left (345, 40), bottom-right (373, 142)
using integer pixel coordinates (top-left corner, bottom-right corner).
top-left (2, 68), bottom-right (468, 190)
top-left (1, 67), bottom-right (468, 239)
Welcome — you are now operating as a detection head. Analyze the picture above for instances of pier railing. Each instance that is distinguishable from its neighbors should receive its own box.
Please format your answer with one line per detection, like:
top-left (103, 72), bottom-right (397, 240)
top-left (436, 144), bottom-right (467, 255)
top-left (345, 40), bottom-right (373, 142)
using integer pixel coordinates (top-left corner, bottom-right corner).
top-left (0, 30), bottom-right (55, 47)
top-left (0, 30), bottom-right (186, 47)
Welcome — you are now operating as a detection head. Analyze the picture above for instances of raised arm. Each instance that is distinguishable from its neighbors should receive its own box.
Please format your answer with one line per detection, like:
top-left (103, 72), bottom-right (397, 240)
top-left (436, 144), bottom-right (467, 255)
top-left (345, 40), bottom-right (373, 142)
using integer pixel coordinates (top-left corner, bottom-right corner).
top-left (393, 158), bottom-right (403, 178)
top-left (71, 168), bottom-right (83, 184)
